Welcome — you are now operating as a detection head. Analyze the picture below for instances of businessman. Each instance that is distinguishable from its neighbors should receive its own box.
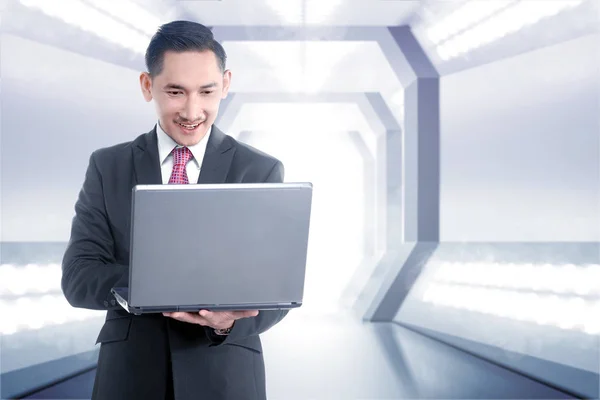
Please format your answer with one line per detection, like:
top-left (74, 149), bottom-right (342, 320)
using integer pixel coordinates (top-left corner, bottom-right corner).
top-left (61, 21), bottom-right (288, 400)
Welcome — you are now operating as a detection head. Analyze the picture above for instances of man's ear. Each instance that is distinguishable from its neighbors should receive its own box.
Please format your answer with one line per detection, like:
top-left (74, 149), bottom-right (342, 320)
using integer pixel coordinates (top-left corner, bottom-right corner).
top-left (221, 69), bottom-right (232, 99)
top-left (140, 72), bottom-right (153, 102)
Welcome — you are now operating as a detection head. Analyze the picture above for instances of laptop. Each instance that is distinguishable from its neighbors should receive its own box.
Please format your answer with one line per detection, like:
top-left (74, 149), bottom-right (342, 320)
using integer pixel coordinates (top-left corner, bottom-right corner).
top-left (111, 182), bottom-right (313, 315)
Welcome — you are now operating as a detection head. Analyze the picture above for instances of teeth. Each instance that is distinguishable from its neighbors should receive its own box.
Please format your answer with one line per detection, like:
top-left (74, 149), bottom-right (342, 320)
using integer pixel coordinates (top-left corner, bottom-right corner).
top-left (179, 123), bottom-right (199, 129)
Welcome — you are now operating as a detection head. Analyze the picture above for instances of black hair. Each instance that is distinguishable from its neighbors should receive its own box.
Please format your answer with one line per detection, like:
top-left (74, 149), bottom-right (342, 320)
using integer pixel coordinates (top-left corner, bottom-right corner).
top-left (145, 20), bottom-right (227, 77)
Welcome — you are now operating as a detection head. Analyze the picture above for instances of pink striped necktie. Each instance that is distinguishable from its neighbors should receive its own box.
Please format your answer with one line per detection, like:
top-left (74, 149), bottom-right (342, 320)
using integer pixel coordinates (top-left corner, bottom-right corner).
top-left (168, 146), bottom-right (193, 184)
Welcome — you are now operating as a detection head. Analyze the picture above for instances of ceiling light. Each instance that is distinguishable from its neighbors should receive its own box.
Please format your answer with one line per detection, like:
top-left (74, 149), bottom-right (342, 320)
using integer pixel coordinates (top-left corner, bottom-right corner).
top-left (437, 0), bottom-right (586, 60)
top-left (83, 0), bottom-right (164, 36)
top-left (427, 0), bottom-right (516, 45)
top-left (19, 0), bottom-right (150, 54)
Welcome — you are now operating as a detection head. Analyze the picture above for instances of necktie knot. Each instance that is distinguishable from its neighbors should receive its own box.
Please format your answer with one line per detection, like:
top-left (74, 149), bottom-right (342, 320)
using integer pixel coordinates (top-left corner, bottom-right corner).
top-left (169, 146), bottom-right (193, 184)
top-left (172, 146), bottom-right (193, 166)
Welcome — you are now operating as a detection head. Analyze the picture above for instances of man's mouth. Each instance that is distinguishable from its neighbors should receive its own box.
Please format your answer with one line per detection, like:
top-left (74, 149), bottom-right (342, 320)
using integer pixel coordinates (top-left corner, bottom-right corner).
top-left (177, 121), bottom-right (202, 130)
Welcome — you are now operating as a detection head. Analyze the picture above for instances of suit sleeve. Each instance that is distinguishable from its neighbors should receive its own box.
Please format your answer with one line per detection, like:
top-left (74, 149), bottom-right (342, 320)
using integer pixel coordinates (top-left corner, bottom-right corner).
top-left (263, 159), bottom-right (285, 183)
top-left (207, 160), bottom-right (290, 344)
top-left (61, 152), bottom-right (128, 310)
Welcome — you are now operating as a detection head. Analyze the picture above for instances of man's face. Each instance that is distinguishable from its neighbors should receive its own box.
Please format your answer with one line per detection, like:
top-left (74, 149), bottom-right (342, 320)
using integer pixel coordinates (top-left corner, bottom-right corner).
top-left (140, 50), bottom-right (231, 146)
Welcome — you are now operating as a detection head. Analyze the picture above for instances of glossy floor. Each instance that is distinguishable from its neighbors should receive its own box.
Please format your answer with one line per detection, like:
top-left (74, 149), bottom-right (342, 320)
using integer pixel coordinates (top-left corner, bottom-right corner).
top-left (26, 312), bottom-right (573, 399)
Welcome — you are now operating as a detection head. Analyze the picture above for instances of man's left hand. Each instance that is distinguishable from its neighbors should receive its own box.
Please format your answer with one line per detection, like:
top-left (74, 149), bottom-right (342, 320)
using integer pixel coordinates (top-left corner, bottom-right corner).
top-left (162, 310), bottom-right (259, 330)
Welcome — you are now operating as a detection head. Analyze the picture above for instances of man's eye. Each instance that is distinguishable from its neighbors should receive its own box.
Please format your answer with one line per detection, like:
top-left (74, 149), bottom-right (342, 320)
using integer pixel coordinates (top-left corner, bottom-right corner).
top-left (168, 91), bottom-right (182, 96)
top-left (202, 91), bottom-right (213, 95)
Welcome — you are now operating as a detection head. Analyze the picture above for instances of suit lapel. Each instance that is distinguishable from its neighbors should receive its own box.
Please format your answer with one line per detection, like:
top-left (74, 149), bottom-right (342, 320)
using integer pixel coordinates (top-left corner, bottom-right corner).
top-left (197, 125), bottom-right (235, 184)
top-left (132, 127), bottom-right (162, 185)
top-left (132, 125), bottom-right (234, 185)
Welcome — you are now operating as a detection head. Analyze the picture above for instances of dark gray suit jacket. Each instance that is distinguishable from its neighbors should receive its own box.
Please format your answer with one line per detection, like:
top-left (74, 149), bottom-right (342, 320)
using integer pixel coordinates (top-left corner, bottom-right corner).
top-left (62, 126), bottom-right (288, 400)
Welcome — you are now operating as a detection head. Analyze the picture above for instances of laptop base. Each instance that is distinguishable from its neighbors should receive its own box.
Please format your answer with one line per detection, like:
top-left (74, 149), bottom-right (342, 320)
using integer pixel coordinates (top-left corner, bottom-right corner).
top-left (111, 287), bottom-right (301, 315)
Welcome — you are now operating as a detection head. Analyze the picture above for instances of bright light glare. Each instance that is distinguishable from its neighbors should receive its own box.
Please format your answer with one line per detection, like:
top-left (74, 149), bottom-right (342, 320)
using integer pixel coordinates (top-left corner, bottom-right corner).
top-left (428, 0), bottom-right (514, 44)
top-left (306, 0), bottom-right (343, 24)
top-left (0, 294), bottom-right (103, 335)
top-left (265, 0), bottom-right (342, 24)
top-left (19, 0), bottom-right (150, 54)
top-left (265, 0), bottom-right (303, 24)
top-left (241, 109), bottom-right (366, 315)
top-left (232, 103), bottom-right (373, 137)
top-left (0, 264), bottom-right (103, 334)
top-left (436, 0), bottom-right (585, 60)
top-left (246, 41), bottom-right (361, 93)
top-left (432, 261), bottom-right (600, 296)
top-left (0, 264), bottom-right (62, 296)
top-left (422, 283), bottom-right (600, 335)
top-left (84, 0), bottom-right (163, 36)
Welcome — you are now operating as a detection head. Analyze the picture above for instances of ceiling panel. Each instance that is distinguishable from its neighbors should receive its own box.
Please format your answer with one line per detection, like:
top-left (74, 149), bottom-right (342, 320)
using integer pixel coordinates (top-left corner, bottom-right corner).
top-left (412, 0), bottom-right (599, 75)
top-left (223, 40), bottom-right (403, 95)
top-left (180, 0), bottom-right (422, 26)
top-left (7, 0), bottom-right (594, 80)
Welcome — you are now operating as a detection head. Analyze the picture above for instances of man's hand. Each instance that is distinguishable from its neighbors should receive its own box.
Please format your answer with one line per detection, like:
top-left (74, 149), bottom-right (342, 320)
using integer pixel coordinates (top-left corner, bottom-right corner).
top-left (162, 310), bottom-right (259, 330)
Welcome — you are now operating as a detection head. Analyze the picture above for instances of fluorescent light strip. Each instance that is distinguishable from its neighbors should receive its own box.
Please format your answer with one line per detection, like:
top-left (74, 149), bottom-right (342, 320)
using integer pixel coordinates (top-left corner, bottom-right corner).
top-left (437, 0), bottom-right (585, 60)
top-left (0, 294), bottom-right (103, 335)
top-left (422, 283), bottom-right (600, 335)
top-left (19, 0), bottom-right (150, 54)
top-left (427, 0), bottom-right (516, 45)
top-left (0, 264), bottom-right (62, 296)
top-left (432, 261), bottom-right (600, 296)
top-left (83, 0), bottom-right (163, 36)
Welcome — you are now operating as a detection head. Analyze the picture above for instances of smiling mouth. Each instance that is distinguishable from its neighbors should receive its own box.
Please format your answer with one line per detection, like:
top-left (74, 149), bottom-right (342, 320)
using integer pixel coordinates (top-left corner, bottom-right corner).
top-left (178, 122), bottom-right (200, 129)
top-left (177, 121), bottom-right (202, 129)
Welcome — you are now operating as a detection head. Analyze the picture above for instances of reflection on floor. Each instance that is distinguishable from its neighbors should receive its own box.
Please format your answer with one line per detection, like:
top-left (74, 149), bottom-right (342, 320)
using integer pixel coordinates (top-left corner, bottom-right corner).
top-left (24, 312), bottom-right (572, 399)
top-left (26, 370), bottom-right (96, 400)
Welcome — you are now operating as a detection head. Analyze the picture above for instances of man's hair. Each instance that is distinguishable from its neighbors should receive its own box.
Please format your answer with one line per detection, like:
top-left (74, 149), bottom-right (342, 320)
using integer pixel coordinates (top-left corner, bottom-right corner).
top-left (145, 20), bottom-right (227, 77)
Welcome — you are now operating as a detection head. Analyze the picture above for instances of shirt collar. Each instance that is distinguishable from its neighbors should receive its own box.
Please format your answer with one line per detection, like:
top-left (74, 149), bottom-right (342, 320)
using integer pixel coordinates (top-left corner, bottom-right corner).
top-left (156, 121), bottom-right (211, 166)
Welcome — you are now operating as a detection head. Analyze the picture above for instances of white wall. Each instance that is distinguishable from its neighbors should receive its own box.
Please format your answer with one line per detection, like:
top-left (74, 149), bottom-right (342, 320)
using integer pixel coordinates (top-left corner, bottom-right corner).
top-left (439, 33), bottom-right (599, 242)
top-left (1, 34), bottom-right (156, 242)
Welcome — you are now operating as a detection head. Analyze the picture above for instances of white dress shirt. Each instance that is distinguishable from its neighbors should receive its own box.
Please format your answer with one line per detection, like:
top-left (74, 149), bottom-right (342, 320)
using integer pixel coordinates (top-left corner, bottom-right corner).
top-left (156, 122), bottom-right (211, 184)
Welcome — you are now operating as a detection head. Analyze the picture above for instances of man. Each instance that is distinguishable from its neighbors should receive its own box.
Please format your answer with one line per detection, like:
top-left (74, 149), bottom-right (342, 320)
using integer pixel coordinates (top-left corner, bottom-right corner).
top-left (61, 20), bottom-right (288, 400)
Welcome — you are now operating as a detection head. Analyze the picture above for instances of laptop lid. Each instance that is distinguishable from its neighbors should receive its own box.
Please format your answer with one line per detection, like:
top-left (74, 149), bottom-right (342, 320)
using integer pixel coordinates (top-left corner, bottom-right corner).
top-left (127, 182), bottom-right (312, 309)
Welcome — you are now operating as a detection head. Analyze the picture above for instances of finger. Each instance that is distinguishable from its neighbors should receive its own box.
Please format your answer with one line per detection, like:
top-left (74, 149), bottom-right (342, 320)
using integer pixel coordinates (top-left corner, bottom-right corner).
top-left (197, 310), bottom-right (229, 325)
top-left (199, 310), bottom-right (259, 320)
top-left (166, 312), bottom-right (210, 326)
top-left (234, 310), bottom-right (259, 318)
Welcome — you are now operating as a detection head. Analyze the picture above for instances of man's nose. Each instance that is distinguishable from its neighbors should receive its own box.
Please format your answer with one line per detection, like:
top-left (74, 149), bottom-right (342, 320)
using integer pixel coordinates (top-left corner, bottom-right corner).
top-left (181, 96), bottom-right (203, 122)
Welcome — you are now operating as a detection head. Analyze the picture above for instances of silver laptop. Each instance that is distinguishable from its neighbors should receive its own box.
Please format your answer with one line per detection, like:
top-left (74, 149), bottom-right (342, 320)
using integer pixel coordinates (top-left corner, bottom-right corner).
top-left (111, 182), bottom-right (312, 315)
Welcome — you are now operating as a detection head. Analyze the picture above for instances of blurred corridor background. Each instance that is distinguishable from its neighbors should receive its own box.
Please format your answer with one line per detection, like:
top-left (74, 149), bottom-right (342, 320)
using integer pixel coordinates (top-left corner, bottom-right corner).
top-left (1, 0), bottom-right (599, 398)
